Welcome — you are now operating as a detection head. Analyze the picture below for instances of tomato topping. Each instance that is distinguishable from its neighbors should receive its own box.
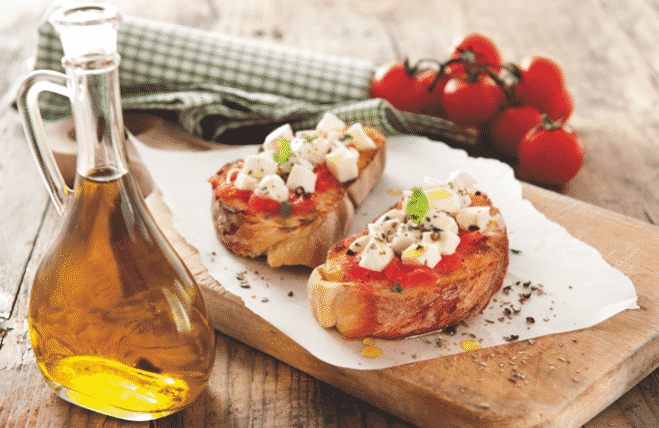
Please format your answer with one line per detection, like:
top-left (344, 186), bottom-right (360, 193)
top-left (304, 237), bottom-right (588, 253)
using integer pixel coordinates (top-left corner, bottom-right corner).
top-left (382, 257), bottom-right (408, 281)
top-left (247, 194), bottom-right (280, 214)
top-left (434, 253), bottom-right (464, 272)
top-left (314, 164), bottom-right (340, 192)
top-left (397, 268), bottom-right (442, 289)
top-left (457, 230), bottom-right (485, 253)
top-left (344, 262), bottom-right (387, 283)
top-left (292, 193), bottom-right (316, 215)
top-left (213, 182), bottom-right (251, 203)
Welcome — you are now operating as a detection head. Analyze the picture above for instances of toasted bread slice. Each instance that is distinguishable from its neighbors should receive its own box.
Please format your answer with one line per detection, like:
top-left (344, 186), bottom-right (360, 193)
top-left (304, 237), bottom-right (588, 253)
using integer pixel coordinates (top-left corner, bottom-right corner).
top-left (308, 177), bottom-right (509, 339)
top-left (210, 118), bottom-right (386, 268)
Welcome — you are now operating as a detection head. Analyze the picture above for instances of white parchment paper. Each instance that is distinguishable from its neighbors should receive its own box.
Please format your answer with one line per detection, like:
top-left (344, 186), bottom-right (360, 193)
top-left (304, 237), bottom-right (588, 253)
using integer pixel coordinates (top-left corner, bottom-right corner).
top-left (133, 135), bottom-right (639, 370)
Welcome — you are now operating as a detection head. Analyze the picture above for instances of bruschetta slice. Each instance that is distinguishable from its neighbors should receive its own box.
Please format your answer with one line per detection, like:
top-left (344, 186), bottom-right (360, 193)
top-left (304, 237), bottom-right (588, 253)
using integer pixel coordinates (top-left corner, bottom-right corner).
top-left (209, 113), bottom-right (386, 268)
top-left (308, 172), bottom-right (509, 339)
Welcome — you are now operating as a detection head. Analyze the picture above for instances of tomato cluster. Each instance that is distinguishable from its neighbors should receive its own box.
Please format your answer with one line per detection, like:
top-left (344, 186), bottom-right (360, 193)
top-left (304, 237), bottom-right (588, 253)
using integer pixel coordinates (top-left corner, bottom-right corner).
top-left (369, 33), bottom-right (584, 187)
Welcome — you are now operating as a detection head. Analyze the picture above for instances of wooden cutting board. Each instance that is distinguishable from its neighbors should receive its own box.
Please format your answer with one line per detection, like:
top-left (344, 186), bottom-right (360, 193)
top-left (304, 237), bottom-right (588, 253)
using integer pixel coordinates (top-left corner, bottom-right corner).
top-left (51, 115), bottom-right (659, 428)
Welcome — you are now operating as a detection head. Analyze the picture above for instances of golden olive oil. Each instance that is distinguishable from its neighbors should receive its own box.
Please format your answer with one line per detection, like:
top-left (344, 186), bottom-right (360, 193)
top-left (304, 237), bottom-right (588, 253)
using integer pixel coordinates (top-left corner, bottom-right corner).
top-left (29, 170), bottom-right (215, 420)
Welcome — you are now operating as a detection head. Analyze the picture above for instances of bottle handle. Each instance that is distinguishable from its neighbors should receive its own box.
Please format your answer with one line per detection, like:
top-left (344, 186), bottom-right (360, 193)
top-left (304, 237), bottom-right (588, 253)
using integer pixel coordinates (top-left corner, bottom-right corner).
top-left (17, 70), bottom-right (71, 216)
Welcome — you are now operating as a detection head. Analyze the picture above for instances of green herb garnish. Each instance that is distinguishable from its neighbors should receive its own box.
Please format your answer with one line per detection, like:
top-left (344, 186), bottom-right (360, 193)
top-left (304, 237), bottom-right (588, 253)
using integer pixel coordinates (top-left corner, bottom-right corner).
top-left (406, 187), bottom-right (429, 224)
top-left (273, 138), bottom-right (292, 164)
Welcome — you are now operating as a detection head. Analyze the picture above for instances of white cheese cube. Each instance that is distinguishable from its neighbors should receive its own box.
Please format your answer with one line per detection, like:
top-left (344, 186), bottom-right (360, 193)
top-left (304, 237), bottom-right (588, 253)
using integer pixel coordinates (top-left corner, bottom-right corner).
top-left (286, 163), bottom-right (317, 193)
top-left (367, 219), bottom-right (400, 241)
top-left (254, 174), bottom-right (289, 202)
top-left (374, 209), bottom-right (407, 225)
top-left (233, 172), bottom-right (259, 191)
top-left (447, 170), bottom-right (477, 189)
top-left (344, 123), bottom-right (376, 150)
top-left (419, 209), bottom-right (459, 234)
top-left (263, 124), bottom-right (295, 151)
top-left (242, 150), bottom-right (278, 180)
top-left (456, 206), bottom-right (491, 231)
top-left (316, 112), bottom-right (346, 139)
top-left (324, 145), bottom-right (359, 182)
top-left (389, 223), bottom-right (422, 253)
top-left (425, 187), bottom-right (462, 212)
top-left (422, 230), bottom-right (461, 255)
top-left (277, 154), bottom-right (314, 175)
top-left (291, 136), bottom-right (332, 165)
top-left (358, 238), bottom-right (394, 272)
top-left (456, 188), bottom-right (473, 209)
top-left (348, 234), bottom-right (370, 255)
top-left (401, 242), bottom-right (442, 268)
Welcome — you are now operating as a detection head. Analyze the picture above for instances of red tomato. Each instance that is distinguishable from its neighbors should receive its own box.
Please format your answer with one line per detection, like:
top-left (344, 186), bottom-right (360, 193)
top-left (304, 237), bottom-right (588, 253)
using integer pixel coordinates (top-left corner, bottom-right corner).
top-left (434, 253), bottom-right (464, 273)
top-left (512, 55), bottom-right (574, 123)
top-left (370, 60), bottom-right (427, 113)
top-left (487, 105), bottom-right (543, 160)
top-left (247, 194), bottom-right (280, 214)
top-left (457, 230), bottom-right (485, 252)
top-left (414, 69), bottom-right (450, 117)
top-left (398, 268), bottom-right (441, 289)
top-left (292, 194), bottom-right (316, 215)
top-left (446, 32), bottom-right (502, 76)
top-left (213, 181), bottom-right (251, 203)
top-left (442, 74), bottom-right (506, 128)
top-left (517, 124), bottom-right (584, 186)
top-left (314, 164), bottom-right (340, 192)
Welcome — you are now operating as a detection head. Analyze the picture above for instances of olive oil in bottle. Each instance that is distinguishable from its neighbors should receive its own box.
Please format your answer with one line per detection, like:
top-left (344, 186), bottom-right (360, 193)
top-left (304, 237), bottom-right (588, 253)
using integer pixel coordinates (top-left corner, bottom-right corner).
top-left (18, 5), bottom-right (215, 420)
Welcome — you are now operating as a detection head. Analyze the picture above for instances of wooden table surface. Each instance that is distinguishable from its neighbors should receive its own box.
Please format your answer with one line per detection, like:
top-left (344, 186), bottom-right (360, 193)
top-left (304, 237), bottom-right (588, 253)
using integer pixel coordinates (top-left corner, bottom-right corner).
top-left (1, 0), bottom-right (659, 427)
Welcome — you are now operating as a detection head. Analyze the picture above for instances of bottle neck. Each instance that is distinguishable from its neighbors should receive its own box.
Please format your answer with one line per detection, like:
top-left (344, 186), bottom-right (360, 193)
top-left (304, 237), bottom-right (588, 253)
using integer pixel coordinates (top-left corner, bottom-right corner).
top-left (67, 55), bottom-right (128, 181)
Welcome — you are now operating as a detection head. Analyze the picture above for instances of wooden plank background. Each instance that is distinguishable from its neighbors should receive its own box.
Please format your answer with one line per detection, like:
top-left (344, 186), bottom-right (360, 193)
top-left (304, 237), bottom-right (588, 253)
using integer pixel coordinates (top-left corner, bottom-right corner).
top-left (1, 0), bottom-right (659, 426)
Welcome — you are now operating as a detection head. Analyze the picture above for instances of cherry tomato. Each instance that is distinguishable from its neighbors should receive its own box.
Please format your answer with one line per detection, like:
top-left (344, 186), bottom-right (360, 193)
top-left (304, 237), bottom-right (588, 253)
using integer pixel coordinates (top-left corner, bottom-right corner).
top-left (370, 60), bottom-right (427, 113)
top-left (517, 123), bottom-right (584, 187)
top-left (487, 105), bottom-right (543, 160)
top-left (446, 33), bottom-right (502, 76)
top-left (414, 69), bottom-right (450, 117)
top-left (512, 55), bottom-right (574, 123)
top-left (442, 74), bottom-right (506, 128)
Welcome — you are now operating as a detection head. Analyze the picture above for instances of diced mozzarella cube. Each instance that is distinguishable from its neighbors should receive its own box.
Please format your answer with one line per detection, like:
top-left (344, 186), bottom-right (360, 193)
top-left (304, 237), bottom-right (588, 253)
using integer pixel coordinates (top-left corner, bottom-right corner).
top-left (291, 136), bottom-right (331, 165)
top-left (447, 170), bottom-right (477, 189)
top-left (324, 145), bottom-right (359, 182)
top-left (286, 163), bottom-right (317, 193)
top-left (456, 206), bottom-right (491, 231)
top-left (348, 234), bottom-right (370, 255)
top-left (401, 242), bottom-right (442, 268)
top-left (234, 172), bottom-right (259, 191)
top-left (242, 150), bottom-right (278, 180)
top-left (263, 124), bottom-right (295, 151)
top-left (368, 219), bottom-right (400, 241)
top-left (422, 230), bottom-right (461, 255)
top-left (419, 209), bottom-right (459, 234)
top-left (254, 174), bottom-right (289, 202)
top-left (316, 112), bottom-right (346, 139)
top-left (425, 187), bottom-right (462, 212)
top-left (358, 238), bottom-right (394, 272)
top-left (456, 188), bottom-right (472, 209)
top-left (277, 154), bottom-right (314, 175)
top-left (344, 123), bottom-right (376, 150)
top-left (374, 209), bottom-right (407, 224)
top-left (389, 223), bottom-right (422, 253)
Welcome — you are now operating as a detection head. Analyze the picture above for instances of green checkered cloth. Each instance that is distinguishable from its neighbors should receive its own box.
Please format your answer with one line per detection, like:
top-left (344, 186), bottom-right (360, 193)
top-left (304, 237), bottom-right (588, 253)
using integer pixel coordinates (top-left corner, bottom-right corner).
top-left (32, 15), bottom-right (476, 145)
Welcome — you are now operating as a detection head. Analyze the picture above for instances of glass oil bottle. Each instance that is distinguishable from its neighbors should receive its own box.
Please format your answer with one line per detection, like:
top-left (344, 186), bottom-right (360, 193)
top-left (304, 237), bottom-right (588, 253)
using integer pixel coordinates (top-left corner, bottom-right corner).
top-left (17, 4), bottom-right (215, 420)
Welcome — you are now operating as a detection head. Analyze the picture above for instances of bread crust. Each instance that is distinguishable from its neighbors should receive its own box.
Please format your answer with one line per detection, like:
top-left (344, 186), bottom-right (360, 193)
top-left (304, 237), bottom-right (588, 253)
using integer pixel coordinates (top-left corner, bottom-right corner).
top-left (210, 126), bottom-right (386, 268)
top-left (308, 195), bottom-right (509, 339)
